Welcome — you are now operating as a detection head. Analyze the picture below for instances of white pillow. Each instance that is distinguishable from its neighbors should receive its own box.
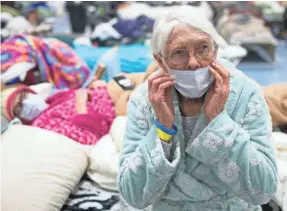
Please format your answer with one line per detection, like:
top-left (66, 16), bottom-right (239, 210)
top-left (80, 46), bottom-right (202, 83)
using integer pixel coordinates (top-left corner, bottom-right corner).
top-left (29, 83), bottom-right (53, 100)
top-left (88, 134), bottom-right (119, 191)
top-left (1, 62), bottom-right (35, 83)
top-left (87, 116), bottom-right (127, 191)
top-left (272, 132), bottom-right (287, 151)
top-left (1, 125), bottom-right (90, 211)
top-left (110, 116), bottom-right (127, 152)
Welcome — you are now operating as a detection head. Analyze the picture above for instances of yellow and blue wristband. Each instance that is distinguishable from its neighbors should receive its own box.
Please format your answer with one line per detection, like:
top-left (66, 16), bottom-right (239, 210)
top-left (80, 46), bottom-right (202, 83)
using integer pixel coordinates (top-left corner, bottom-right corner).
top-left (154, 120), bottom-right (178, 142)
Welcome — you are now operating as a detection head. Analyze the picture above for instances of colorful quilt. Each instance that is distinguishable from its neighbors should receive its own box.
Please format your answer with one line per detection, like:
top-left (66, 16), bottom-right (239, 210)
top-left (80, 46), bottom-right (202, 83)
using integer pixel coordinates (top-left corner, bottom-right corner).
top-left (1, 34), bottom-right (90, 89)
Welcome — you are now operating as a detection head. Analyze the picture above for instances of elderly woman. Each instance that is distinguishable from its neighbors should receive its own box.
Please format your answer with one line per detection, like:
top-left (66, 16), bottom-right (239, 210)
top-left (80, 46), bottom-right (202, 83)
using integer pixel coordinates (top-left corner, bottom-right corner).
top-left (118, 9), bottom-right (277, 211)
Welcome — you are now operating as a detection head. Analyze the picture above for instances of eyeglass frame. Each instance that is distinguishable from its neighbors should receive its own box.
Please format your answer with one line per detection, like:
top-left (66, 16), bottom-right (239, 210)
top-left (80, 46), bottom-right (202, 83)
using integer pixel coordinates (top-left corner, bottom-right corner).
top-left (161, 42), bottom-right (219, 65)
top-left (13, 91), bottom-right (27, 117)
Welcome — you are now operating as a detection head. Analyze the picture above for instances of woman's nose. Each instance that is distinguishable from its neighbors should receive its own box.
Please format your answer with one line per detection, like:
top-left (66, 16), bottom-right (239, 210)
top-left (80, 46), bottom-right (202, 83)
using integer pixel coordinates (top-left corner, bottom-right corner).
top-left (187, 53), bottom-right (200, 70)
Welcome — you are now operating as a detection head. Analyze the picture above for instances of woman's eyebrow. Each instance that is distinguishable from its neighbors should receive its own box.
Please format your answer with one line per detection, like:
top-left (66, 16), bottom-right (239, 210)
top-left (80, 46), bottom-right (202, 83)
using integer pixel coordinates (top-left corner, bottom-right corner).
top-left (195, 33), bottom-right (213, 42)
top-left (167, 35), bottom-right (212, 51)
top-left (169, 44), bottom-right (185, 50)
top-left (168, 38), bottom-right (188, 48)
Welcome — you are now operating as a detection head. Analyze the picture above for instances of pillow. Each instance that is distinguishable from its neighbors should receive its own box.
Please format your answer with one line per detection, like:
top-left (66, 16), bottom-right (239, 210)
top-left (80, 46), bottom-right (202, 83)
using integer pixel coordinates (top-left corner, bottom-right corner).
top-left (88, 134), bottom-right (119, 191)
top-left (1, 113), bottom-right (9, 133)
top-left (272, 132), bottom-right (287, 151)
top-left (87, 116), bottom-right (127, 191)
top-left (1, 125), bottom-right (90, 211)
top-left (1, 62), bottom-right (35, 83)
top-left (110, 116), bottom-right (127, 152)
top-left (1, 117), bottom-right (21, 134)
top-left (29, 82), bottom-right (53, 100)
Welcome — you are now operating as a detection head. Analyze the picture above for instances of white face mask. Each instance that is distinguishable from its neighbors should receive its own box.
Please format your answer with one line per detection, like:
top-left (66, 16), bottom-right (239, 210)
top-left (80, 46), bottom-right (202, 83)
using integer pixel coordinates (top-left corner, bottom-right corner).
top-left (20, 93), bottom-right (48, 120)
top-left (169, 66), bottom-right (214, 99)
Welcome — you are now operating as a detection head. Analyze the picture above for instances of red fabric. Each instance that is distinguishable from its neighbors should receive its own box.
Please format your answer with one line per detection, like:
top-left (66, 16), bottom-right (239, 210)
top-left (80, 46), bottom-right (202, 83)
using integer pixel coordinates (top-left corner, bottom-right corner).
top-left (32, 87), bottom-right (115, 145)
top-left (45, 90), bottom-right (72, 105)
top-left (72, 112), bottom-right (104, 134)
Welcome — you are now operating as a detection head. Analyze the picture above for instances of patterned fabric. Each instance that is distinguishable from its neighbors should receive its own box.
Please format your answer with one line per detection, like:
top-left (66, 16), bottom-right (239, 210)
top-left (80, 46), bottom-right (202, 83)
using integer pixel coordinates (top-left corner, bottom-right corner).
top-left (182, 115), bottom-right (199, 146)
top-left (61, 176), bottom-right (281, 211)
top-left (1, 34), bottom-right (90, 89)
top-left (61, 175), bottom-right (120, 211)
top-left (32, 87), bottom-right (115, 145)
top-left (161, 116), bottom-right (199, 159)
top-left (118, 58), bottom-right (278, 211)
top-left (62, 175), bottom-right (155, 211)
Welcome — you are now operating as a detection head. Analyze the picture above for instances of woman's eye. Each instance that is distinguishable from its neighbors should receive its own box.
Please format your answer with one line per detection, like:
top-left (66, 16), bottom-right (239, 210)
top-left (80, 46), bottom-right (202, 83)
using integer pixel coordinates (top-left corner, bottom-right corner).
top-left (14, 105), bottom-right (21, 117)
top-left (173, 49), bottom-right (184, 56)
top-left (201, 44), bottom-right (209, 51)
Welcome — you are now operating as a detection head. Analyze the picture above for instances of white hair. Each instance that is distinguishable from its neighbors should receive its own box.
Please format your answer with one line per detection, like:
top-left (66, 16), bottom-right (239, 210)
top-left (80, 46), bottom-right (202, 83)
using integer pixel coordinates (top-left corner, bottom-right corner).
top-left (151, 7), bottom-right (228, 56)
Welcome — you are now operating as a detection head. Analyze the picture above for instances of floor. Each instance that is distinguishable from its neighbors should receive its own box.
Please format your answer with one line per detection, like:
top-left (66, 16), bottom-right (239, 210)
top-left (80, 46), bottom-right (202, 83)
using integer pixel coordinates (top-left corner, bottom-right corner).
top-left (238, 41), bottom-right (287, 87)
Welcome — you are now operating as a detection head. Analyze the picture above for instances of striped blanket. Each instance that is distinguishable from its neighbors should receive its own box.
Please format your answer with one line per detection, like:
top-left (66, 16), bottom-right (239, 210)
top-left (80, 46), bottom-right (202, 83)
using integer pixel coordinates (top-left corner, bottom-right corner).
top-left (62, 175), bottom-right (281, 211)
top-left (1, 34), bottom-right (90, 89)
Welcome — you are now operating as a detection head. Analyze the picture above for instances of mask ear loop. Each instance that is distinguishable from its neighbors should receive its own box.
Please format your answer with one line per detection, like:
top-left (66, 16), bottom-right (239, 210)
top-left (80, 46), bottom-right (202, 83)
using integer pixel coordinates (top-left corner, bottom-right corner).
top-left (204, 42), bottom-right (218, 105)
top-left (157, 53), bottom-right (171, 74)
top-left (211, 42), bottom-right (219, 64)
top-left (13, 91), bottom-right (27, 118)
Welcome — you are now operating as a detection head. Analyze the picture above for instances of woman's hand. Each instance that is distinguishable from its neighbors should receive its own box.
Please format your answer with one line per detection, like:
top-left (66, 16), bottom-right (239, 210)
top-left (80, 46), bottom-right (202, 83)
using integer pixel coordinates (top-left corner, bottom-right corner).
top-left (148, 73), bottom-right (175, 129)
top-left (204, 62), bottom-right (230, 123)
top-left (89, 79), bottom-right (107, 89)
top-left (75, 89), bottom-right (89, 114)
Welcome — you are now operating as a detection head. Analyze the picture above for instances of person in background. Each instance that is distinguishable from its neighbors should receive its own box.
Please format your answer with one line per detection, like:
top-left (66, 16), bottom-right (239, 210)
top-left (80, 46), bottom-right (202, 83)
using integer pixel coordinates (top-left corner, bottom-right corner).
top-left (0, 65), bottom-right (158, 144)
top-left (118, 8), bottom-right (277, 211)
top-left (1, 84), bottom-right (115, 145)
top-left (65, 1), bottom-right (87, 33)
top-left (263, 83), bottom-right (287, 133)
top-left (25, 9), bottom-right (41, 26)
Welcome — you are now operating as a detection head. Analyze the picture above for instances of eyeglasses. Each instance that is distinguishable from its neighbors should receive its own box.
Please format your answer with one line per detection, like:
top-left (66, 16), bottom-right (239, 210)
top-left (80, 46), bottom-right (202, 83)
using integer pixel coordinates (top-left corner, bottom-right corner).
top-left (165, 42), bottom-right (218, 65)
top-left (13, 91), bottom-right (27, 117)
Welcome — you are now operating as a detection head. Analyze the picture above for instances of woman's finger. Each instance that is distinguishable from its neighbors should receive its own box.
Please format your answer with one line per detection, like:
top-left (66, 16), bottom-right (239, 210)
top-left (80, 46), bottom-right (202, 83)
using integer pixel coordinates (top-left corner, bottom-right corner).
top-left (148, 73), bottom-right (168, 91)
top-left (210, 67), bottom-right (223, 88)
top-left (149, 72), bottom-right (169, 82)
top-left (154, 81), bottom-right (172, 104)
top-left (151, 76), bottom-right (174, 94)
top-left (158, 80), bottom-right (176, 95)
top-left (211, 62), bottom-right (230, 82)
top-left (153, 76), bottom-right (174, 87)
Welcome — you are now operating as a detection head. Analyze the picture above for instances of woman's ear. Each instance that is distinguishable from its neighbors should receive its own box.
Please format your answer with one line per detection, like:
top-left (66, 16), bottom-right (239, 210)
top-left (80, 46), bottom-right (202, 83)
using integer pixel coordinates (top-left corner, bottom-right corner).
top-left (153, 54), bottom-right (168, 73)
top-left (214, 49), bottom-right (218, 60)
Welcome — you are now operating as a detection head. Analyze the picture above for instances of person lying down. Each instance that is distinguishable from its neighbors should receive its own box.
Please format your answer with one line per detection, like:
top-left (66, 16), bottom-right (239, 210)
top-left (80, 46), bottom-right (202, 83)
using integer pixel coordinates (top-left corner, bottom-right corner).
top-left (0, 70), bottom-right (155, 145)
top-left (1, 84), bottom-right (114, 145)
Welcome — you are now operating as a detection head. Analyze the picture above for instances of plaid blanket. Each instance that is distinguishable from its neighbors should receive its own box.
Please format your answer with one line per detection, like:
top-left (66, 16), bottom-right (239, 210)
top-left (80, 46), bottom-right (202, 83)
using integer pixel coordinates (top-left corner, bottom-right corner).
top-left (1, 34), bottom-right (90, 89)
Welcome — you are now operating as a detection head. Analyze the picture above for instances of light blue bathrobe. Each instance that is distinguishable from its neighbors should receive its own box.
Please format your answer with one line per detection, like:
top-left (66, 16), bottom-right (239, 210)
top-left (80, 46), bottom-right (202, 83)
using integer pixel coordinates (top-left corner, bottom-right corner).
top-left (118, 59), bottom-right (278, 211)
